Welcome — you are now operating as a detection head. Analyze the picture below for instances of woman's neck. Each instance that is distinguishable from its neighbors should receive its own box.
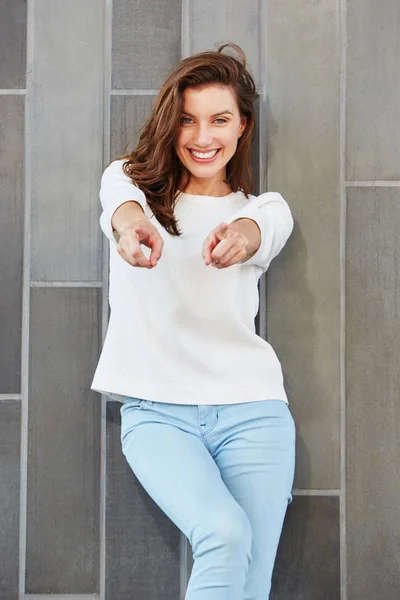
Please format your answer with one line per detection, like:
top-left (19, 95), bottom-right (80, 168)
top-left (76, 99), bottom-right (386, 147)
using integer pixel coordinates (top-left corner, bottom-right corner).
top-left (180, 176), bottom-right (232, 197)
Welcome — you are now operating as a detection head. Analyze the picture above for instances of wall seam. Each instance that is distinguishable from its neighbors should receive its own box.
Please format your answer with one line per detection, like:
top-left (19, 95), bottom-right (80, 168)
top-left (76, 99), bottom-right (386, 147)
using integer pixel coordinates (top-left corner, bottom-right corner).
top-left (111, 89), bottom-right (160, 95)
top-left (339, 0), bottom-right (348, 599)
top-left (19, 0), bottom-right (34, 596)
top-left (99, 1), bottom-right (114, 599)
top-left (346, 180), bottom-right (400, 186)
top-left (0, 89), bottom-right (26, 94)
top-left (258, 0), bottom-right (268, 340)
top-left (25, 594), bottom-right (99, 600)
top-left (30, 282), bottom-right (103, 287)
top-left (180, 1), bottom-right (191, 598)
top-left (293, 489), bottom-right (341, 496)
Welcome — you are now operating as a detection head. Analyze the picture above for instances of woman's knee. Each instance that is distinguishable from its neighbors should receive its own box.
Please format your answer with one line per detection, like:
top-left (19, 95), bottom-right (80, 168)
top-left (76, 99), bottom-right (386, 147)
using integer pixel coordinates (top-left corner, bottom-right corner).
top-left (192, 508), bottom-right (252, 558)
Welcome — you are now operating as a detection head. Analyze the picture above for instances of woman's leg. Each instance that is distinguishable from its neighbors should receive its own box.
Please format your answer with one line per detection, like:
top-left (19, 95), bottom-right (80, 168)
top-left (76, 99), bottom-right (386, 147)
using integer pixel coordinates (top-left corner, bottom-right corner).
top-left (206, 399), bottom-right (296, 600)
top-left (120, 398), bottom-right (253, 600)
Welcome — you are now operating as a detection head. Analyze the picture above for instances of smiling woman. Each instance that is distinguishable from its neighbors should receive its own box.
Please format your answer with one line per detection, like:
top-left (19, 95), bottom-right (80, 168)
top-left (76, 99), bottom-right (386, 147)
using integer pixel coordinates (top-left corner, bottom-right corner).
top-left (91, 43), bottom-right (295, 600)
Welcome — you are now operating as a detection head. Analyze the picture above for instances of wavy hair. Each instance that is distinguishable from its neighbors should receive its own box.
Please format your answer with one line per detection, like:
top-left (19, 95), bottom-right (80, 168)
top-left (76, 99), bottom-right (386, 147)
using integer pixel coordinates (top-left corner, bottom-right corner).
top-left (113, 43), bottom-right (259, 236)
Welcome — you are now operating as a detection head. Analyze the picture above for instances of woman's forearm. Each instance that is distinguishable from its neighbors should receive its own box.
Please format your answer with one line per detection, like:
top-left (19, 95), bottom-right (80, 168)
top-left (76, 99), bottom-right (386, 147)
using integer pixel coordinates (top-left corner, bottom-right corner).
top-left (111, 201), bottom-right (147, 234)
top-left (229, 217), bottom-right (261, 260)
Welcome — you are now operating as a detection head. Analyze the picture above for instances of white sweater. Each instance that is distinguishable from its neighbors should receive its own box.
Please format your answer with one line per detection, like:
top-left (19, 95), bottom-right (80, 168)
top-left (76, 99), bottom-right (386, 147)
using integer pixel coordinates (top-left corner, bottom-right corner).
top-left (90, 159), bottom-right (294, 405)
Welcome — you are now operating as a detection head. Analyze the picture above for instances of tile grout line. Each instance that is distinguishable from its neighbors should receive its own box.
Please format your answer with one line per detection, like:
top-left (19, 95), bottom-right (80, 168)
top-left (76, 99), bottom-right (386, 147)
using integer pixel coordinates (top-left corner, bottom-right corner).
top-left (339, 0), bottom-right (348, 599)
top-left (258, 0), bottom-right (268, 341)
top-left (19, 0), bottom-right (35, 597)
top-left (346, 180), bottom-right (400, 186)
top-left (292, 489), bottom-right (341, 496)
top-left (30, 281), bottom-right (103, 287)
top-left (25, 594), bottom-right (99, 600)
top-left (111, 88), bottom-right (267, 96)
top-left (180, 0), bottom-right (194, 596)
top-left (98, 2), bottom-right (114, 600)
top-left (111, 89), bottom-right (160, 95)
top-left (180, 1), bottom-right (191, 598)
top-left (0, 89), bottom-right (26, 94)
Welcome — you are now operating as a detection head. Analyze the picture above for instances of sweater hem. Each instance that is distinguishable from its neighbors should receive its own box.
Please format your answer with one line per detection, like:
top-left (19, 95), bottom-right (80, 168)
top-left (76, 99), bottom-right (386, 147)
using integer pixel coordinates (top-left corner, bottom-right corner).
top-left (90, 382), bottom-right (289, 406)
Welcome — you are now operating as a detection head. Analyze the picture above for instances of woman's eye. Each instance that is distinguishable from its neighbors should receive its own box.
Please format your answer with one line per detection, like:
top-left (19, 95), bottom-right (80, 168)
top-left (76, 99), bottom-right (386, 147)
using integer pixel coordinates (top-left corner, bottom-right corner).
top-left (181, 117), bottom-right (227, 125)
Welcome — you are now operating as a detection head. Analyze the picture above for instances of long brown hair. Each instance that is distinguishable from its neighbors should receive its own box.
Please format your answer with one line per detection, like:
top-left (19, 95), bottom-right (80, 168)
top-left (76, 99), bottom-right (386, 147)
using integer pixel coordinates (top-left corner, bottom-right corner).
top-left (114, 43), bottom-right (259, 236)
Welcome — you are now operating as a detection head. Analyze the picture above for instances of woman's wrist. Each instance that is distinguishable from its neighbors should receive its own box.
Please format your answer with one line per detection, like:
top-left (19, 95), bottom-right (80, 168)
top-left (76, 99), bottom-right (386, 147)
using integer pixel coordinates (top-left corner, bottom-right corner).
top-left (228, 217), bottom-right (261, 260)
top-left (111, 201), bottom-right (147, 234)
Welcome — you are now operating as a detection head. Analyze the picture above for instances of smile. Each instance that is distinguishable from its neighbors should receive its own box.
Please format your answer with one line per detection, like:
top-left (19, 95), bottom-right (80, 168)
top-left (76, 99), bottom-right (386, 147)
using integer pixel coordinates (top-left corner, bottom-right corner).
top-left (188, 148), bottom-right (221, 163)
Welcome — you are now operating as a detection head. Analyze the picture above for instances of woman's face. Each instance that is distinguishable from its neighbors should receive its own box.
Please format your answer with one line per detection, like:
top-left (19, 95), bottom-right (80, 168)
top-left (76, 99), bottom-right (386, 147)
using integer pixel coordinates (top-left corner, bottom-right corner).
top-left (175, 84), bottom-right (246, 186)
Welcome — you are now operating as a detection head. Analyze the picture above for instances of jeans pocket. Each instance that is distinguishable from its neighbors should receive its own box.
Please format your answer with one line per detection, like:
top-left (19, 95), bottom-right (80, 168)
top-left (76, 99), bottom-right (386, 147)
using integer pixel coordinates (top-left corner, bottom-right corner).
top-left (120, 398), bottom-right (146, 449)
top-left (122, 396), bottom-right (145, 409)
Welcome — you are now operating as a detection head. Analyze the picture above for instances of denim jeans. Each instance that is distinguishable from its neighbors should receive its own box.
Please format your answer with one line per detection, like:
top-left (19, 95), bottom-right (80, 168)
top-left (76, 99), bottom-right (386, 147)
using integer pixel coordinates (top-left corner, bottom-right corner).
top-left (120, 397), bottom-right (296, 600)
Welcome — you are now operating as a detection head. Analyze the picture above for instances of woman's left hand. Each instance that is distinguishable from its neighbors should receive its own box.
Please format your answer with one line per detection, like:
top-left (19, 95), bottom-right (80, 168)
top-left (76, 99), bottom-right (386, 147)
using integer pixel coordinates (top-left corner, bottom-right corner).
top-left (202, 219), bottom-right (261, 269)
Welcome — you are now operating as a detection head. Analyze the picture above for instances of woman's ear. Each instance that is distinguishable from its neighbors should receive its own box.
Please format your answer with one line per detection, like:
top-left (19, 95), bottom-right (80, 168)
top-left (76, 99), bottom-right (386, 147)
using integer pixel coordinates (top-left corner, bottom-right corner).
top-left (238, 116), bottom-right (247, 138)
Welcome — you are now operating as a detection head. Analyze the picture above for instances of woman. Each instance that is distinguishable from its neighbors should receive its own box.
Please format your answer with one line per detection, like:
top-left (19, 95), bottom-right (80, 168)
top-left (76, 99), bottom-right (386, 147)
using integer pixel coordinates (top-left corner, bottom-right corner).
top-left (91, 43), bottom-right (296, 600)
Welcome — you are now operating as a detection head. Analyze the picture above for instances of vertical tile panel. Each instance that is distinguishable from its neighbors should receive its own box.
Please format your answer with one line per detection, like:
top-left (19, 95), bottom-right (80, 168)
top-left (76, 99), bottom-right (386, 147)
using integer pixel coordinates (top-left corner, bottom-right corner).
top-left (0, 400), bottom-right (21, 600)
top-left (265, 0), bottom-right (341, 488)
top-left (346, 188), bottom-right (400, 599)
top-left (271, 497), bottom-right (340, 599)
top-left (110, 96), bottom-right (156, 159)
top-left (0, 0), bottom-right (26, 88)
top-left (112, 0), bottom-right (182, 89)
top-left (106, 402), bottom-right (181, 600)
top-left (346, 0), bottom-right (400, 180)
top-left (26, 288), bottom-right (101, 593)
top-left (30, 0), bottom-right (104, 282)
top-left (189, 0), bottom-right (260, 87)
top-left (0, 96), bottom-right (24, 392)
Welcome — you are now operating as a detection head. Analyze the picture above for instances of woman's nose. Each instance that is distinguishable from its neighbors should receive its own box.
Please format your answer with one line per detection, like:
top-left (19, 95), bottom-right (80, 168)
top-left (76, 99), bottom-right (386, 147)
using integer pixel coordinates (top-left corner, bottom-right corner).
top-left (193, 124), bottom-right (213, 147)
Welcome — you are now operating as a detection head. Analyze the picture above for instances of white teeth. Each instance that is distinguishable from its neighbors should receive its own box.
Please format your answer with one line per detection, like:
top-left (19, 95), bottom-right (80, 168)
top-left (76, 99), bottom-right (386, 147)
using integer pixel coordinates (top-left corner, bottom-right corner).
top-left (191, 149), bottom-right (219, 159)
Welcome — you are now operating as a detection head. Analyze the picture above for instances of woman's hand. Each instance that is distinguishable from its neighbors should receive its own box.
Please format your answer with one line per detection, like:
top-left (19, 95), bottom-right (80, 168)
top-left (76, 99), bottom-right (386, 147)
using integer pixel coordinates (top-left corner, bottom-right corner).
top-left (202, 219), bottom-right (261, 268)
top-left (117, 219), bottom-right (164, 268)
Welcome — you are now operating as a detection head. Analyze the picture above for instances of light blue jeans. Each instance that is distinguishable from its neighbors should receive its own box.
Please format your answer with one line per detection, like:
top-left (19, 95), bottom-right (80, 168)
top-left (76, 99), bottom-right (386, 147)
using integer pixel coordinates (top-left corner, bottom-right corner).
top-left (120, 397), bottom-right (296, 600)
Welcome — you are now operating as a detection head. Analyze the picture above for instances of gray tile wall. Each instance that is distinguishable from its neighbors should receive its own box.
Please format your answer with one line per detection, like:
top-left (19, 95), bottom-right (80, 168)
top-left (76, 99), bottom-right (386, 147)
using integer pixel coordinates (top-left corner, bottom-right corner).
top-left (29, 0), bottom-right (104, 283)
top-left (0, 96), bottom-right (24, 393)
top-left (346, 0), bottom-right (400, 180)
top-left (346, 189), bottom-right (400, 599)
top-left (0, 400), bottom-right (21, 600)
top-left (112, 0), bottom-right (182, 89)
top-left (110, 96), bottom-right (156, 158)
top-left (106, 403), bottom-right (181, 600)
top-left (0, 0), bottom-right (26, 88)
top-left (265, 0), bottom-right (341, 490)
top-left (26, 288), bottom-right (101, 593)
top-left (189, 0), bottom-right (261, 86)
top-left (271, 497), bottom-right (341, 600)
top-left (0, 0), bottom-right (398, 598)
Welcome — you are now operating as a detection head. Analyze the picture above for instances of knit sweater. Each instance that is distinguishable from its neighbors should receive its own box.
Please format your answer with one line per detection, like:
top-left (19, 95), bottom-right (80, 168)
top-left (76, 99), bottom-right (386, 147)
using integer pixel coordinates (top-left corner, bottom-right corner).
top-left (90, 159), bottom-right (294, 405)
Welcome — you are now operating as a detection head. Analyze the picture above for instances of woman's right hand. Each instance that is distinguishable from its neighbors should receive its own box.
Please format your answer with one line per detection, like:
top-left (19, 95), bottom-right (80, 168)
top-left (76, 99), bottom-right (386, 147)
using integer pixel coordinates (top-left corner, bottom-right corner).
top-left (117, 219), bottom-right (164, 268)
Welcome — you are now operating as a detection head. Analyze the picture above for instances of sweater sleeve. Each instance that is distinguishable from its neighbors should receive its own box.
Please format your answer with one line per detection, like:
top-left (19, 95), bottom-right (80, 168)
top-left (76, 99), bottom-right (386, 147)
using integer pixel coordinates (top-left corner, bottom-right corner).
top-left (228, 192), bottom-right (294, 272)
top-left (99, 159), bottom-right (148, 246)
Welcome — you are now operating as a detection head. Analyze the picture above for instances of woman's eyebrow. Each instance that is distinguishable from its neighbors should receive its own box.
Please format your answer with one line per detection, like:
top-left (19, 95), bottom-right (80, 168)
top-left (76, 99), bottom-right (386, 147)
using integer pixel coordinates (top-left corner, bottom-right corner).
top-left (182, 110), bottom-right (234, 118)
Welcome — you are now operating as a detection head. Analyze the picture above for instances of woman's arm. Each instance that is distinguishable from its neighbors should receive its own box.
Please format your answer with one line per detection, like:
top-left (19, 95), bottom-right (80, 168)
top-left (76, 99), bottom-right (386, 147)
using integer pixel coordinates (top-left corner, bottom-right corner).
top-left (228, 218), bottom-right (261, 261)
top-left (99, 160), bottom-right (148, 246)
top-left (111, 201), bottom-right (147, 237)
top-left (228, 192), bottom-right (294, 272)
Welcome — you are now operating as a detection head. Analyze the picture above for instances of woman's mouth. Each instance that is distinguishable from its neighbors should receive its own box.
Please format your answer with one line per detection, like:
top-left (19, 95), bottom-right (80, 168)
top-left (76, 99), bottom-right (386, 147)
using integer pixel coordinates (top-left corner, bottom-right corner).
top-left (187, 148), bottom-right (221, 163)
